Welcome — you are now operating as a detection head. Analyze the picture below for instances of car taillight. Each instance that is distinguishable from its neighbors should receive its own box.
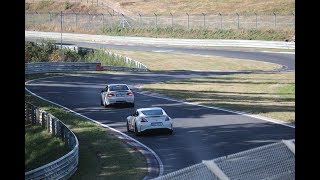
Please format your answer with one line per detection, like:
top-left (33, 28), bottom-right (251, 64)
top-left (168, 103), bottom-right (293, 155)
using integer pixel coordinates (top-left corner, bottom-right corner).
top-left (107, 93), bottom-right (114, 97)
top-left (127, 92), bottom-right (133, 96)
top-left (141, 117), bottom-right (148, 122)
top-left (165, 117), bottom-right (170, 121)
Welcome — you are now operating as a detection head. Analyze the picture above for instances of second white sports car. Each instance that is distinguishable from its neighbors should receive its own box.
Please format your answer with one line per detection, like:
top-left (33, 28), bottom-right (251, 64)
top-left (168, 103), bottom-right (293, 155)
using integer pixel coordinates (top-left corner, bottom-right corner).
top-left (126, 107), bottom-right (174, 136)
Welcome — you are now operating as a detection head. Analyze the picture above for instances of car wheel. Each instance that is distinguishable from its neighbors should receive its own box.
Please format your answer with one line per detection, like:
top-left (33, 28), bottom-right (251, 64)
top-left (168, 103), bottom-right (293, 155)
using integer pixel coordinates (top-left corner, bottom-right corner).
top-left (104, 100), bottom-right (109, 108)
top-left (100, 98), bottom-right (104, 106)
top-left (168, 129), bottom-right (173, 135)
top-left (135, 124), bottom-right (141, 136)
top-left (126, 121), bottom-right (130, 132)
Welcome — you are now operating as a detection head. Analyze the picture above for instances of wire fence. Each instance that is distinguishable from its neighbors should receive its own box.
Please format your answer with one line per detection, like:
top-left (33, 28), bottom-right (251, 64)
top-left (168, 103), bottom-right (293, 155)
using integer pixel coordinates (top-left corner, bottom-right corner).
top-left (25, 11), bottom-right (295, 34)
top-left (153, 139), bottom-right (295, 180)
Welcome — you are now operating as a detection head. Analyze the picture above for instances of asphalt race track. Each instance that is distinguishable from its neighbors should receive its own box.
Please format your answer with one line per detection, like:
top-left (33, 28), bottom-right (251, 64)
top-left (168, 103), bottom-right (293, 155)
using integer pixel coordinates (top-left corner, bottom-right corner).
top-left (25, 37), bottom-right (295, 71)
top-left (25, 36), bottom-right (295, 175)
top-left (26, 71), bottom-right (295, 174)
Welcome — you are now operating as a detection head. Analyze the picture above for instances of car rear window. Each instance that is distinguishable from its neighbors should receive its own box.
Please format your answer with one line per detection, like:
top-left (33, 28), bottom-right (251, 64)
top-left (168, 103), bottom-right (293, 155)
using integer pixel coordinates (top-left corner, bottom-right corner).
top-left (141, 110), bottom-right (164, 116)
top-left (109, 85), bottom-right (129, 91)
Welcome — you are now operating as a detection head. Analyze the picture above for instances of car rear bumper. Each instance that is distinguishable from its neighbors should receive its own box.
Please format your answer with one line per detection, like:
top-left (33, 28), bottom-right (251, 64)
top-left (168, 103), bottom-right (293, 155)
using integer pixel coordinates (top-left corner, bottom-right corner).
top-left (108, 97), bottom-right (134, 104)
top-left (139, 122), bottom-right (173, 132)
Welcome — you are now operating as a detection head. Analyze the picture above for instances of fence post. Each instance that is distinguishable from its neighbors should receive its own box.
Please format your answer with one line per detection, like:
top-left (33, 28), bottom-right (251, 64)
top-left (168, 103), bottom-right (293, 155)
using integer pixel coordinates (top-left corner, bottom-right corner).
top-left (202, 13), bottom-right (206, 27)
top-left (292, 12), bottom-right (295, 28)
top-left (47, 115), bottom-right (51, 133)
top-left (49, 12), bottom-right (52, 22)
top-left (170, 12), bottom-right (173, 28)
top-left (25, 103), bottom-right (29, 123)
top-left (255, 12), bottom-right (257, 28)
top-left (32, 12), bottom-right (35, 25)
top-left (60, 11), bottom-right (63, 62)
top-left (154, 13), bottom-right (157, 27)
top-left (41, 112), bottom-right (46, 129)
top-left (31, 105), bottom-right (36, 125)
top-left (219, 13), bottom-right (222, 29)
top-left (186, 13), bottom-right (189, 29)
top-left (51, 118), bottom-right (55, 135)
top-left (61, 125), bottom-right (65, 142)
top-left (75, 13), bottom-right (78, 31)
top-left (139, 13), bottom-right (142, 27)
top-left (273, 12), bottom-right (276, 27)
top-left (236, 13), bottom-right (239, 29)
top-left (102, 13), bottom-right (104, 30)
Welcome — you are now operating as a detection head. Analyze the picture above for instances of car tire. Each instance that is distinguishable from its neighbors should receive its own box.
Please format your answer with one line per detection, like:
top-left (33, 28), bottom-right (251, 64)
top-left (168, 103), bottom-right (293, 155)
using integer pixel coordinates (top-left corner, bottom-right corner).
top-left (126, 121), bottom-right (130, 132)
top-left (169, 129), bottom-right (173, 135)
top-left (135, 124), bottom-right (141, 136)
top-left (100, 98), bottom-right (104, 106)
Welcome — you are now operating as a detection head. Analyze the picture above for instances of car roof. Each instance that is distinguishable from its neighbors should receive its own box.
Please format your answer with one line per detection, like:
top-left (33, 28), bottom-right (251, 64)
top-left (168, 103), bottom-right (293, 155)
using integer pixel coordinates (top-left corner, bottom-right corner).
top-left (137, 107), bottom-right (164, 111)
top-left (108, 84), bottom-right (128, 87)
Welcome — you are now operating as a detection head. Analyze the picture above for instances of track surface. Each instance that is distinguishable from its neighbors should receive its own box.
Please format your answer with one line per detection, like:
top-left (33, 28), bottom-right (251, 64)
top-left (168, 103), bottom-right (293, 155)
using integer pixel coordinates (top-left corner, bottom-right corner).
top-left (26, 36), bottom-right (295, 174)
top-left (25, 37), bottom-right (295, 70)
top-left (26, 70), bottom-right (295, 174)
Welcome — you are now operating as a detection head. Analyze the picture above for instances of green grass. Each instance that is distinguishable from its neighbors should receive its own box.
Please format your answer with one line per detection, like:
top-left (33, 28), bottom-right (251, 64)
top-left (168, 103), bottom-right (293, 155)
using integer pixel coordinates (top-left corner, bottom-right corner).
top-left (102, 27), bottom-right (293, 41)
top-left (142, 71), bottom-right (295, 123)
top-left (25, 74), bottom-right (147, 179)
top-left (107, 49), bottom-right (282, 71)
top-left (25, 124), bottom-right (69, 172)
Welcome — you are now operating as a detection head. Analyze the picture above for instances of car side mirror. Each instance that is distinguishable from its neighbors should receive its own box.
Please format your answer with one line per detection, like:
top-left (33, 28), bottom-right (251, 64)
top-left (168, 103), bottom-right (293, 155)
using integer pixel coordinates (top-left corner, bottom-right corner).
top-left (101, 89), bottom-right (105, 92)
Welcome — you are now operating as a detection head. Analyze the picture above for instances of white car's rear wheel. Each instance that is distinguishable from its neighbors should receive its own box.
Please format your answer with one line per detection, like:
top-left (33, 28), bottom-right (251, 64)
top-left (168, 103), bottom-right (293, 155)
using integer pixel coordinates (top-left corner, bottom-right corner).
top-left (135, 124), bottom-right (141, 136)
top-left (126, 121), bottom-right (130, 132)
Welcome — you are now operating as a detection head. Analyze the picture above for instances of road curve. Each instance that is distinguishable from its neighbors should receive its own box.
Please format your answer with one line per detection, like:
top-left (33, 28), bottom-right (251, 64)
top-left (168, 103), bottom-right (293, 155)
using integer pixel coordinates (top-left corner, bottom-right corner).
top-left (25, 33), bottom-right (295, 175)
top-left (25, 37), bottom-right (295, 71)
top-left (25, 71), bottom-right (295, 175)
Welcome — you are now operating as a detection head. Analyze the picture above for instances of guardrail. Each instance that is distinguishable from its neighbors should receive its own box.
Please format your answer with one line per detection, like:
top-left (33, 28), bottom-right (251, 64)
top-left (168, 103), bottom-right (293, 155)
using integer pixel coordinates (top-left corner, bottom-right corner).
top-left (25, 61), bottom-right (148, 74)
top-left (25, 62), bottom-right (99, 74)
top-left (103, 50), bottom-right (149, 70)
top-left (25, 102), bottom-right (79, 180)
top-left (153, 139), bottom-right (295, 180)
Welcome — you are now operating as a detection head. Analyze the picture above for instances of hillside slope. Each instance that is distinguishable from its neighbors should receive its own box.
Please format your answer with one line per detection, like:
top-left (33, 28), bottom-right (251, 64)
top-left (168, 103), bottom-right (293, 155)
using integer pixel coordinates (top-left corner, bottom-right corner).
top-left (25, 0), bottom-right (294, 15)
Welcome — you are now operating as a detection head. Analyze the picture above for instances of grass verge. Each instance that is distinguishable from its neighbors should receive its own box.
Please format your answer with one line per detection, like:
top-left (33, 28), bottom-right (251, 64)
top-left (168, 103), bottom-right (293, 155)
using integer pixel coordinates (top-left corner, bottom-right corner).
top-left (142, 71), bottom-right (295, 123)
top-left (108, 49), bottom-right (282, 71)
top-left (25, 124), bottom-right (69, 172)
top-left (25, 73), bottom-right (147, 179)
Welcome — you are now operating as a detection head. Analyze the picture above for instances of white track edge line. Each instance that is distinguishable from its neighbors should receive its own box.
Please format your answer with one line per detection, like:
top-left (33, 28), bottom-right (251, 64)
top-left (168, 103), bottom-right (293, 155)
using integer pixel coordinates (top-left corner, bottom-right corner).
top-left (25, 80), bottom-right (164, 177)
top-left (136, 91), bottom-right (295, 129)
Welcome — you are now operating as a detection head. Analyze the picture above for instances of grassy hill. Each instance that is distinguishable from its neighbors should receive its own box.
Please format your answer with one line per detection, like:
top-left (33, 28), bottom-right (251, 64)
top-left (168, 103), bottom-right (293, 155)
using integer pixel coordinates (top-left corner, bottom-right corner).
top-left (25, 0), bottom-right (295, 41)
top-left (25, 0), bottom-right (294, 15)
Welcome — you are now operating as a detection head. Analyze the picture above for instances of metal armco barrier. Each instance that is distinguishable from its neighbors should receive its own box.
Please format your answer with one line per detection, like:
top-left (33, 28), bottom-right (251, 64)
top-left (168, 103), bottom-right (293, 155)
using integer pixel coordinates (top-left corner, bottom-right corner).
top-left (153, 140), bottom-right (295, 180)
top-left (25, 102), bottom-right (79, 180)
top-left (25, 61), bottom-right (148, 74)
top-left (25, 62), bottom-right (99, 74)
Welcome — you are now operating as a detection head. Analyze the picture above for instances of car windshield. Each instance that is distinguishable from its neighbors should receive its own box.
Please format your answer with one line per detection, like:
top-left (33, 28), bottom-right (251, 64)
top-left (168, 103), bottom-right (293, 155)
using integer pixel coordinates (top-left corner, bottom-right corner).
top-left (141, 109), bottom-right (164, 116)
top-left (109, 85), bottom-right (129, 91)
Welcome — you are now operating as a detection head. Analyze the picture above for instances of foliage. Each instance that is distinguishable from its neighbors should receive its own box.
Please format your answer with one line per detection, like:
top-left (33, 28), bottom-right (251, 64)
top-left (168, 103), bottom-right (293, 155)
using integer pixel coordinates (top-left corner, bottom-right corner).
top-left (25, 41), bottom-right (136, 67)
top-left (102, 27), bottom-right (293, 41)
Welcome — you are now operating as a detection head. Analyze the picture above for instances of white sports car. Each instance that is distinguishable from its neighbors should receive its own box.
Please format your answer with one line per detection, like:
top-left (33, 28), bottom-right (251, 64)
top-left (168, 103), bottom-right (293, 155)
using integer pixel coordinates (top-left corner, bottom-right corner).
top-left (100, 84), bottom-right (135, 107)
top-left (126, 107), bottom-right (174, 136)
